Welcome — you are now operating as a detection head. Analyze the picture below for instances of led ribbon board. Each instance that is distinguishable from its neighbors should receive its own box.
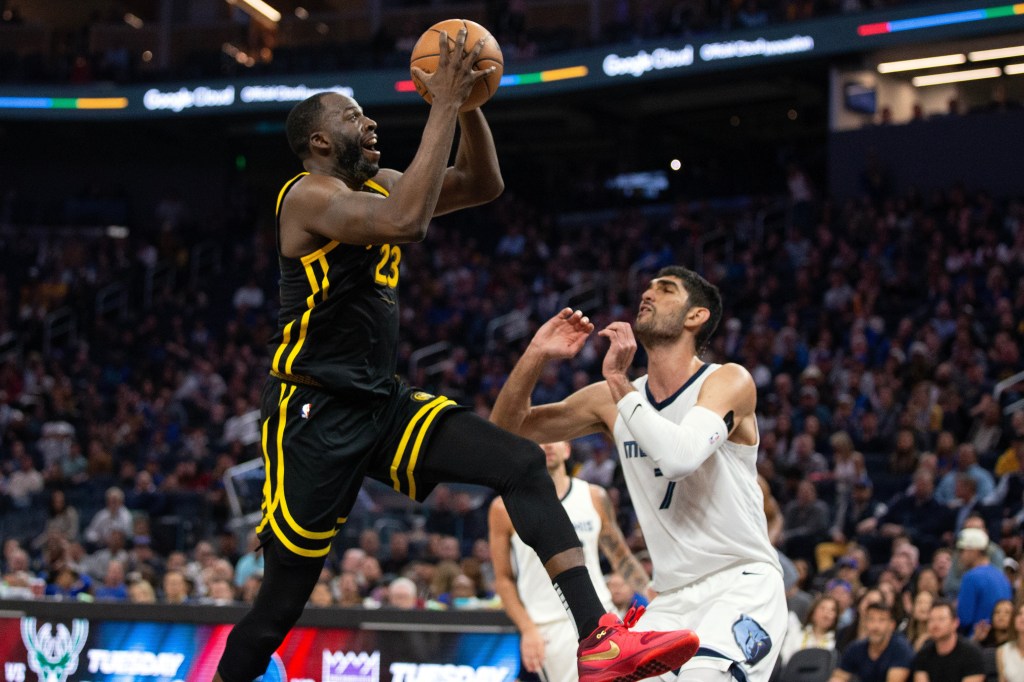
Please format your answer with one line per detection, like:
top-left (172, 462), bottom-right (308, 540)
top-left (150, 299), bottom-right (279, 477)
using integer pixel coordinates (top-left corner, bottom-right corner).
top-left (859, 3), bottom-right (1024, 36)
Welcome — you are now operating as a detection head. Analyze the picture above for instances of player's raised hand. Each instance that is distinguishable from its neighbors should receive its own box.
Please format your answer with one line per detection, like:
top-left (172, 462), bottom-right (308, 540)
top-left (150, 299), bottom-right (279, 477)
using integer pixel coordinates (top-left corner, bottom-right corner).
top-left (599, 321), bottom-right (638, 381)
top-left (528, 308), bottom-right (594, 360)
top-left (410, 28), bottom-right (491, 109)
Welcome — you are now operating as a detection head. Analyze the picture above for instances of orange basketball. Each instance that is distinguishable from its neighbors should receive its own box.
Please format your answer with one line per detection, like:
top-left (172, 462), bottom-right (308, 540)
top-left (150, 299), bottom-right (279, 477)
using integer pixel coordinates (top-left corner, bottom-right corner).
top-left (409, 19), bottom-right (503, 113)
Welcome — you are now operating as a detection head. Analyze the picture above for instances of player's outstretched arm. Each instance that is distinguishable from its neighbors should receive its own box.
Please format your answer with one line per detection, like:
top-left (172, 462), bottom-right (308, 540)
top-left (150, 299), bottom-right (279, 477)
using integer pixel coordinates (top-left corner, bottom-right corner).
top-left (492, 309), bottom-right (613, 442)
top-left (433, 109), bottom-right (503, 216)
top-left (292, 30), bottom-right (491, 246)
top-left (592, 485), bottom-right (651, 597)
top-left (488, 498), bottom-right (546, 673)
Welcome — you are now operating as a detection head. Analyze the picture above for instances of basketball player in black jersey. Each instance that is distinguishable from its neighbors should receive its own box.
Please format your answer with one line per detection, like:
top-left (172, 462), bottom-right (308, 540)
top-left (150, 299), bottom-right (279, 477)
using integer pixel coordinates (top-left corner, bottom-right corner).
top-left (215, 28), bottom-right (699, 682)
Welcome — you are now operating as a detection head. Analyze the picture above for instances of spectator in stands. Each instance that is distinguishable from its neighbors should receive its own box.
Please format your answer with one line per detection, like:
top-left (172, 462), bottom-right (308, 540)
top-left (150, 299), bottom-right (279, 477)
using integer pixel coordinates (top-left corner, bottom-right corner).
top-left (905, 589), bottom-right (935, 652)
top-left (606, 573), bottom-right (650, 619)
top-left (912, 600), bottom-right (985, 681)
top-left (44, 561), bottom-right (89, 600)
top-left (781, 594), bottom-right (839, 665)
top-left (944, 514), bottom-right (1006, 599)
top-left (203, 577), bottom-right (237, 604)
top-left (829, 603), bottom-right (914, 682)
top-left (782, 480), bottom-right (831, 564)
top-left (232, 276), bottom-right (264, 312)
top-left (161, 569), bottom-right (192, 605)
top-left (997, 601), bottom-right (1024, 681)
top-left (83, 528), bottom-right (129, 581)
top-left (83, 486), bottom-right (133, 548)
top-left (239, 572), bottom-right (263, 604)
top-left (385, 576), bottom-right (419, 609)
top-left (335, 571), bottom-right (364, 608)
top-left (911, 566), bottom-right (942, 599)
top-left (837, 587), bottom-right (886, 653)
top-left (889, 429), bottom-right (921, 477)
top-left (32, 489), bottom-right (79, 549)
top-left (886, 542), bottom-right (920, 596)
top-left (359, 528), bottom-right (382, 560)
top-left (830, 431), bottom-right (866, 492)
top-left (817, 475), bottom-right (885, 571)
top-left (865, 468), bottom-right (952, 564)
top-left (185, 540), bottom-right (218, 596)
top-left (381, 531), bottom-right (413, 576)
top-left (7, 444), bottom-right (43, 507)
top-left (971, 598), bottom-right (1013, 649)
top-left (125, 469), bottom-right (166, 517)
top-left (234, 532), bottom-right (264, 588)
top-left (93, 559), bottom-right (128, 601)
top-left (577, 440), bottom-right (616, 488)
top-left (968, 397), bottom-right (1004, 462)
top-left (935, 444), bottom-right (995, 507)
top-left (955, 528), bottom-right (1012, 637)
top-left (784, 433), bottom-right (830, 481)
top-left (127, 577), bottom-right (157, 604)
top-left (988, 434), bottom-right (1024, 531)
top-left (308, 579), bottom-right (335, 607)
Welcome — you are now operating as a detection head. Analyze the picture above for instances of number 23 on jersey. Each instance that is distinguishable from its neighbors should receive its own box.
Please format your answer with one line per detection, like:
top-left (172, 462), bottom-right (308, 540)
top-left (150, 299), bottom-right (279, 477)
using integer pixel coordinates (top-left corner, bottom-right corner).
top-left (373, 244), bottom-right (401, 287)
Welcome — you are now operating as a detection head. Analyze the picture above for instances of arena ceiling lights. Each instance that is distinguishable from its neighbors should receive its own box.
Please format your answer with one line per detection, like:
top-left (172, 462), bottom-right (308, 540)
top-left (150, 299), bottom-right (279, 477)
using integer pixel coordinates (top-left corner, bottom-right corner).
top-left (911, 66), bottom-right (1002, 86)
top-left (877, 54), bottom-right (966, 72)
top-left (968, 45), bottom-right (1024, 60)
top-left (225, 0), bottom-right (281, 26)
top-left (1005, 62), bottom-right (1024, 74)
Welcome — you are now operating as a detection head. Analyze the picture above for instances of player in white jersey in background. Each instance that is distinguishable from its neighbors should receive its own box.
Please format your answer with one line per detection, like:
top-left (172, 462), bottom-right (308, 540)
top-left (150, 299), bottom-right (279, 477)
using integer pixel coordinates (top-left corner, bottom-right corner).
top-left (492, 266), bottom-right (787, 682)
top-left (489, 440), bottom-right (651, 682)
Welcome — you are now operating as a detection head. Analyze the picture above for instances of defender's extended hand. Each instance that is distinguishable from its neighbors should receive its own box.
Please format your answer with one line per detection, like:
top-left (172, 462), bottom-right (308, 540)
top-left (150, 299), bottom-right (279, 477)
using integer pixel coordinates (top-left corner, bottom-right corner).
top-left (527, 308), bottom-right (594, 360)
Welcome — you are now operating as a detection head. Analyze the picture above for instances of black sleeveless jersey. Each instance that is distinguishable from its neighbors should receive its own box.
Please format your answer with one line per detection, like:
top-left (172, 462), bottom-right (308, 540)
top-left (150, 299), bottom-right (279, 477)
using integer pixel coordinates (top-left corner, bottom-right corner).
top-left (268, 172), bottom-right (402, 398)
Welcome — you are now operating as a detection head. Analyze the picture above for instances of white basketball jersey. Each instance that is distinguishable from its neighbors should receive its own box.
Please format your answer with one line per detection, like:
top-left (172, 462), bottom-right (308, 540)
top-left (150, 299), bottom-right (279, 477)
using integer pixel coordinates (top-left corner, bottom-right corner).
top-left (510, 477), bottom-right (614, 624)
top-left (613, 364), bottom-right (782, 592)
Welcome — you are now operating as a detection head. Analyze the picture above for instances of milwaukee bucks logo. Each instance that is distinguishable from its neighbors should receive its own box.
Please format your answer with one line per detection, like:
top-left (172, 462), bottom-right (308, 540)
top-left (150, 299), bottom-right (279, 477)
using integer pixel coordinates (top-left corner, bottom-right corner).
top-left (20, 618), bottom-right (89, 682)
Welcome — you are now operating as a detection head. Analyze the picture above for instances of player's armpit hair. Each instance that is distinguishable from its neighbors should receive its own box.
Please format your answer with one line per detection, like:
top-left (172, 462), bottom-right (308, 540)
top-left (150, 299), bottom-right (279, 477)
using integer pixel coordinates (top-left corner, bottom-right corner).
top-left (617, 395), bottom-right (729, 481)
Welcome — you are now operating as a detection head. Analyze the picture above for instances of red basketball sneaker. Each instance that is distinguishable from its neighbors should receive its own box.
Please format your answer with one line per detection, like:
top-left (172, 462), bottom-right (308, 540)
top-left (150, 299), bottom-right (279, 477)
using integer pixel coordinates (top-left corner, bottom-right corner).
top-left (577, 605), bottom-right (700, 682)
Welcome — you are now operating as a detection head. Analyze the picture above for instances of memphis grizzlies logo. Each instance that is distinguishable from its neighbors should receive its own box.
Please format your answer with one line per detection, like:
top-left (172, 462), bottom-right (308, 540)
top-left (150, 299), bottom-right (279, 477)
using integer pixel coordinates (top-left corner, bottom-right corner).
top-left (20, 618), bottom-right (89, 682)
top-left (732, 614), bottom-right (772, 665)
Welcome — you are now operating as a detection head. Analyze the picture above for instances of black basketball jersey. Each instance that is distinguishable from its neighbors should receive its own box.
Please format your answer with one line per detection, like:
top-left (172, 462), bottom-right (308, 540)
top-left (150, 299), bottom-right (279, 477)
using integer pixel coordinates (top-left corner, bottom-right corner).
top-left (268, 172), bottom-right (401, 398)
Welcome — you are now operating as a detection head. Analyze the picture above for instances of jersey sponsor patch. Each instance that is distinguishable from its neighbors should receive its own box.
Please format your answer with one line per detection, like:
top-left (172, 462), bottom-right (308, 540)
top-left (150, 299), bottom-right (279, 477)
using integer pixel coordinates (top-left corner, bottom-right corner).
top-left (732, 614), bottom-right (772, 666)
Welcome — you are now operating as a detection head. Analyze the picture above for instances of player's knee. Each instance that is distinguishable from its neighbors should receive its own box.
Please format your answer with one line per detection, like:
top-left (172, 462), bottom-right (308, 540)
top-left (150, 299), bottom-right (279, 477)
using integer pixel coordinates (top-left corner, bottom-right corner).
top-left (498, 437), bottom-right (547, 491)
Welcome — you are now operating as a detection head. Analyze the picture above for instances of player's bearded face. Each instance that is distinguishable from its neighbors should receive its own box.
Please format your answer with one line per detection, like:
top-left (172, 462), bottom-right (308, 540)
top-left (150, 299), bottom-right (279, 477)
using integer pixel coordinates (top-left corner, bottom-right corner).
top-left (336, 134), bottom-right (379, 184)
top-left (635, 303), bottom-right (688, 347)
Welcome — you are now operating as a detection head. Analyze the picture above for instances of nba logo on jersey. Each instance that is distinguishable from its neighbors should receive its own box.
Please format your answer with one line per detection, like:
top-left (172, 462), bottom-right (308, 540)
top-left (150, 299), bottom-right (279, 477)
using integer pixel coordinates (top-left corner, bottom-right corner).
top-left (708, 432), bottom-right (720, 445)
top-left (301, 403), bottom-right (312, 419)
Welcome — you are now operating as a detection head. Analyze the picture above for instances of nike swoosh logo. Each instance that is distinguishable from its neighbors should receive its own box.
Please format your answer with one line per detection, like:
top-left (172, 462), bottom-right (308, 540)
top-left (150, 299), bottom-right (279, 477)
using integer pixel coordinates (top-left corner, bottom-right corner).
top-left (741, 571), bottom-right (763, 576)
top-left (580, 641), bottom-right (620, 662)
top-left (376, 293), bottom-right (395, 305)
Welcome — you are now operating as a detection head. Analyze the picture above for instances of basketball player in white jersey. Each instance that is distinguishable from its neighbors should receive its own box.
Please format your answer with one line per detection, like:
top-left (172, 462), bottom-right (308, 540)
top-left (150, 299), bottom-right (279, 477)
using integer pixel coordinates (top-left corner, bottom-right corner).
top-left (492, 266), bottom-right (787, 682)
top-left (490, 441), bottom-right (651, 682)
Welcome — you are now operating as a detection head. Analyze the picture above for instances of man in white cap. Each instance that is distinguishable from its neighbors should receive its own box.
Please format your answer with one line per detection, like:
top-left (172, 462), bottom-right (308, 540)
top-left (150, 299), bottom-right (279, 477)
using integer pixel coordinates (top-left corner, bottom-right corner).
top-left (954, 527), bottom-right (1012, 636)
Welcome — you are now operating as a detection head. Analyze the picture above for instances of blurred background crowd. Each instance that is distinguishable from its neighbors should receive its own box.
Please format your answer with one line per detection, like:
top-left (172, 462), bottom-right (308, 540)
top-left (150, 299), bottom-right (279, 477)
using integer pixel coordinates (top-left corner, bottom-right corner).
top-left (1, 169), bottom-right (1022, 632)
top-left (1, 1), bottom-right (1024, 680)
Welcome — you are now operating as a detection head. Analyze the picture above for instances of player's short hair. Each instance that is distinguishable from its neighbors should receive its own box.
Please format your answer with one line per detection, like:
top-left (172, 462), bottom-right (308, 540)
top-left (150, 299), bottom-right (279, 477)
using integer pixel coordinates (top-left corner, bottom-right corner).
top-left (656, 266), bottom-right (722, 352)
top-left (286, 93), bottom-right (330, 158)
